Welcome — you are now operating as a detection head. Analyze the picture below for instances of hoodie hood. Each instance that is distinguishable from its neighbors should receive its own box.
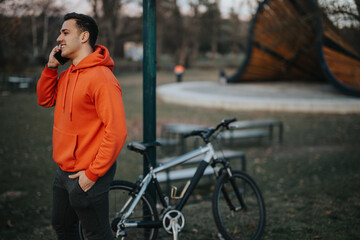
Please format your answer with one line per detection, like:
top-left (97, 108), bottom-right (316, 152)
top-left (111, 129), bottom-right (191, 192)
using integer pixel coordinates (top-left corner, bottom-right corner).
top-left (63, 45), bottom-right (114, 120)
top-left (73, 45), bottom-right (114, 72)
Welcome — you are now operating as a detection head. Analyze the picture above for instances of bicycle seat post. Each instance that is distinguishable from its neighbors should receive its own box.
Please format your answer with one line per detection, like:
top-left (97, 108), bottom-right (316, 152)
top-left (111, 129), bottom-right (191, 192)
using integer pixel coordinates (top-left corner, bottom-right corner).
top-left (143, 151), bottom-right (154, 171)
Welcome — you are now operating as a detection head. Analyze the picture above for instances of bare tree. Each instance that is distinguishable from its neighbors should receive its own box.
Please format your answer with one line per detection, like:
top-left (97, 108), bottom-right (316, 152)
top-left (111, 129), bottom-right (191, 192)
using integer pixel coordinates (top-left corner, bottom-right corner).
top-left (229, 7), bottom-right (240, 55)
top-left (0, 0), bottom-right (62, 66)
top-left (88, 0), bottom-right (100, 21)
top-left (197, 0), bottom-right (221, 59)
top-left (319, 0), bottom-right (360, 53)
top-left (186, 0), bottom-right (204, 65)
top-left (87, 0), bottom-right (141, 57)
top-left (101, 0), bottom-right (121, 55)
top-left (157, 0), bottom-right (183, 65)
top-left (320, 0), bottom-right (360, 25)
top-left (157, 0), bottom-right (176, 62)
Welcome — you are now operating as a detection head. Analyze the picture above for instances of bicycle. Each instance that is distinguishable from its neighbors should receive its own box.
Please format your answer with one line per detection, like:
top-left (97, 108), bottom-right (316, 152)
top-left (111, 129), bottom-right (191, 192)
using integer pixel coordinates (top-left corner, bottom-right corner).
top-left (81, 118), bottom-right (266, 240)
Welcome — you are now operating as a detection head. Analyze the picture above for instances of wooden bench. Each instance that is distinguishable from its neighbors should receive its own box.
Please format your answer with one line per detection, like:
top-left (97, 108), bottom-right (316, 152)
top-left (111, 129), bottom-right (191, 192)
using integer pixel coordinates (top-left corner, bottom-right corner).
top-left (160, 123), bottom-right (207, 154)
top-left (156, 150), bottom-right (246, 184)
top-left (221, 119), bottom-right (283, 144)
top-left (156, 167), bottom-right (216, 183)
top-left (155, 119), bottom-right (282, 186)
top-left (159, 120), bottom-right (282, 156)
top-left (8, 76), bottom-right (34, 91)
top-left (218, 129), bottom-right (269, 146)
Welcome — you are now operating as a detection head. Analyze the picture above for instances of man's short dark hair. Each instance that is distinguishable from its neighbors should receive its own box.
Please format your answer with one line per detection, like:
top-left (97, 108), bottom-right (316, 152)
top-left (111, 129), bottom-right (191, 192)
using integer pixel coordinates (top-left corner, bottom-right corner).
top-left (64, 12), bottom-right (98, 49)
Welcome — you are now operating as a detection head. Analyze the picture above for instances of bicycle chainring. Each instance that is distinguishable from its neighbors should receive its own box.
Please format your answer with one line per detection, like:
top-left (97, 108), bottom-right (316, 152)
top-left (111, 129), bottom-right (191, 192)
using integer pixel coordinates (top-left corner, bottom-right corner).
top-left (162, 210), bottom-right (185, 234)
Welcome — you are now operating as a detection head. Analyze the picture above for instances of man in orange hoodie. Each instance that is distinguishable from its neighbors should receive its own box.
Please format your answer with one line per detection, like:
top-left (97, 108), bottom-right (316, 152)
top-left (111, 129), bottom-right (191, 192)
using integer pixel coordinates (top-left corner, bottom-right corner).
top-left (37, 12), bottom-right (127, 239)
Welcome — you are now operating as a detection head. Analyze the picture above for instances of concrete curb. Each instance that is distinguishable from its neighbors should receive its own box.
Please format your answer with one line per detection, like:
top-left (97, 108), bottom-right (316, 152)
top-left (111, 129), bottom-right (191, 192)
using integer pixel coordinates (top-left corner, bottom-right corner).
top-left (157, 81), bottom-right (360, 114)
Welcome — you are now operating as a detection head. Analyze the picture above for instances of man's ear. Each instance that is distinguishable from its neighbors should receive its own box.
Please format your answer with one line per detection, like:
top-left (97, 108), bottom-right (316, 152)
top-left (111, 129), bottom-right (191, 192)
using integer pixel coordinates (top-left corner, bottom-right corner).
top-left (81, 31), bottom-right (90, 44)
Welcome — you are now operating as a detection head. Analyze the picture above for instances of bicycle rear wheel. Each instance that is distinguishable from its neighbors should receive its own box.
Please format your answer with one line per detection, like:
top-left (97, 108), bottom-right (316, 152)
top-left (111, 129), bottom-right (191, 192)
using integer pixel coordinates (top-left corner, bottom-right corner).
top-left (212, 170), bottom-right (265, 240)
top-left (80, 180), bottom-right (159, 240)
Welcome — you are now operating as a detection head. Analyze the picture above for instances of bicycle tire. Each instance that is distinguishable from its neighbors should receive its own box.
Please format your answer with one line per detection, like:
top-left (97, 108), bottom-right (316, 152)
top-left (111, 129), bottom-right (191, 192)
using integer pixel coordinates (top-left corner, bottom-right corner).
top-left (80, 180), bottom-right (159, 240)
top-left (212, 170), bottom-right (266, 240)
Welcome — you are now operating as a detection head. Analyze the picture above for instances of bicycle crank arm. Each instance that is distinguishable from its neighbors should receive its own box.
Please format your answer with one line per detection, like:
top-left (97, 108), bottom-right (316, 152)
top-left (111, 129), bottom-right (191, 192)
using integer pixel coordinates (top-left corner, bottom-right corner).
top-left (120, 221), bottom-right (162, 229)
top-left (136, 221), bottom-right (162, 228)
top-left (171, 221), bottom-right (180, 240)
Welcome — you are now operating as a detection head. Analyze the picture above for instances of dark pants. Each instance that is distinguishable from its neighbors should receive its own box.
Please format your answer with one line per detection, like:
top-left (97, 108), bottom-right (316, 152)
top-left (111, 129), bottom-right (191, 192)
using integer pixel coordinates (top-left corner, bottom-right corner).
top-left (52, 163), bottom-right (116, 240)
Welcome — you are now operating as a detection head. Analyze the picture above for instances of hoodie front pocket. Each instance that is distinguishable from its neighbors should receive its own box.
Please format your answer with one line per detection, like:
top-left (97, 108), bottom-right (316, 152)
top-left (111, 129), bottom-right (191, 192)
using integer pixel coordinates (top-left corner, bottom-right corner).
top-left (52, 126), bottom-right (78, 169)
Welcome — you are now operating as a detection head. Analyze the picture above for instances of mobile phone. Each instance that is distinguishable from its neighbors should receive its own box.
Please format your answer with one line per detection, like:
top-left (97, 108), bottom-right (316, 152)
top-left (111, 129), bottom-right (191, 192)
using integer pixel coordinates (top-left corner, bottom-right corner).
top-left (54, 50), bottom-right (70, 65)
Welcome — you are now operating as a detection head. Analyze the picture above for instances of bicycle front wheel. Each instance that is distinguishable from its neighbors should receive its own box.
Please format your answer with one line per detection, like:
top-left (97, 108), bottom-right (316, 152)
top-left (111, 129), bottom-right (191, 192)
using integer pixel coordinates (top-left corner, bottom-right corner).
top-left (212, 170), bottom-right (265, 240)
top-left (79, 180), bottom-right (159, 240)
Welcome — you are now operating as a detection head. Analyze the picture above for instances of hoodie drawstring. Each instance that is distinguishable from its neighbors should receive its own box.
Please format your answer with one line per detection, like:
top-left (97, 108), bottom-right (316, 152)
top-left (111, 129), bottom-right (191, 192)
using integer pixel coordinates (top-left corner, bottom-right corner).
top-left (69, 70), bottom-right (79, 121)
top-left (62, 64), bottom-right (79, 121)
top-left (62, 65), bottom-right (72, 113)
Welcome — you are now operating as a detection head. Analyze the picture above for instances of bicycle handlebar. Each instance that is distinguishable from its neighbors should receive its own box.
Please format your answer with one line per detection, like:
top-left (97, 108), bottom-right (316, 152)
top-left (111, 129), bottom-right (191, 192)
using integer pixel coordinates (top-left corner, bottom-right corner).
top-left (183, 129), bottom-right (208, 138)
top-left (216, 118), bottom-right (237, 130)
top-left (183, 118), bottom-right (237, 142)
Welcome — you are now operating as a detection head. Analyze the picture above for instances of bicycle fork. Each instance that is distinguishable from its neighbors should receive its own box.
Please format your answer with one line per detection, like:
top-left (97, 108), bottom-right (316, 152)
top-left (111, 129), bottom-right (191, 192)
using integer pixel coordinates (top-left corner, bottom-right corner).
top-left (222, 169), bottom-right (247, 214)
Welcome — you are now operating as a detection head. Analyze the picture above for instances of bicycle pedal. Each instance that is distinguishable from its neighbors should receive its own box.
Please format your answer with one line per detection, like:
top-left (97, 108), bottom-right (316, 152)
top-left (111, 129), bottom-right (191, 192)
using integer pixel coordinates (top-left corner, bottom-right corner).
top-left (217, 232), bottom-right (225, 240)
top-left (116, 229), bottom-right (127, 239)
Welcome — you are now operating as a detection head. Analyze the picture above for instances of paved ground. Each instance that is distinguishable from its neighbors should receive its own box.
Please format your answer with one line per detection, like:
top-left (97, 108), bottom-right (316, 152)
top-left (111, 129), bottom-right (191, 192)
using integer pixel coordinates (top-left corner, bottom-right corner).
top-left (157, 81), bottom-right (360, 114)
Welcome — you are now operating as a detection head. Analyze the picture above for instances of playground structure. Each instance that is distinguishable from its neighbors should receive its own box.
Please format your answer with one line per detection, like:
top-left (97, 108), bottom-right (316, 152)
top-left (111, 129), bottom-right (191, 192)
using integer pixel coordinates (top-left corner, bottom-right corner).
top-left (225, 0), bottom-right (360, 97)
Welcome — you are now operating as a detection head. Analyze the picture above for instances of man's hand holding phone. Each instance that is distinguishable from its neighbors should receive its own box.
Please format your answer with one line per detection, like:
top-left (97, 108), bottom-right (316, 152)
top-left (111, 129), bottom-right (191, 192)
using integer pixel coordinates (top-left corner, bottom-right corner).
top-left (48, 45), bottom-right (69, 68)
top-left (54, 50), bottom-right (70, 65)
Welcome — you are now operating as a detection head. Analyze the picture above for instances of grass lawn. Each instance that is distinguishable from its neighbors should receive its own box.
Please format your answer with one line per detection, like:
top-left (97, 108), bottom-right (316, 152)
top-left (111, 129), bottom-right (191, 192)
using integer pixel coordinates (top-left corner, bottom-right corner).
top-left (1, 69), bottom-right (360, 239)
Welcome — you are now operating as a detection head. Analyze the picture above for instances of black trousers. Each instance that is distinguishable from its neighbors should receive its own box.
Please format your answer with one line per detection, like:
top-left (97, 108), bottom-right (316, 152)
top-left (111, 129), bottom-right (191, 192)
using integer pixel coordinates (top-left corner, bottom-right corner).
top-left (52, 163), bottom-right (116, 240)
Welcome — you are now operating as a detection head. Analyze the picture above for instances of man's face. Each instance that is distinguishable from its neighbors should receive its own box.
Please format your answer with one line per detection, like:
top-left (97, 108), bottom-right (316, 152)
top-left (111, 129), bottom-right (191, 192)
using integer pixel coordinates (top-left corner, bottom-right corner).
top-left (56, 19), bottom-right (83, 59)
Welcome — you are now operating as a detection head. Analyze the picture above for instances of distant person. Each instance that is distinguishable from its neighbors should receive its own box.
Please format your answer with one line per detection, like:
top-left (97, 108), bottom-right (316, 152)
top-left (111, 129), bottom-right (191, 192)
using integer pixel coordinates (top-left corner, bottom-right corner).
top-left (174, 65), bottom-right (185, 82)
top-left (37, 12), bottom-right (127, 239)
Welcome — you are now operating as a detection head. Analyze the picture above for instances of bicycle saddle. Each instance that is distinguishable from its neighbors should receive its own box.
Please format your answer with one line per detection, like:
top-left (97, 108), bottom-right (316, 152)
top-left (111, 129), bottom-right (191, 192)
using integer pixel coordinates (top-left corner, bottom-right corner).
top-left (127, 141), bottom-right (161, 153)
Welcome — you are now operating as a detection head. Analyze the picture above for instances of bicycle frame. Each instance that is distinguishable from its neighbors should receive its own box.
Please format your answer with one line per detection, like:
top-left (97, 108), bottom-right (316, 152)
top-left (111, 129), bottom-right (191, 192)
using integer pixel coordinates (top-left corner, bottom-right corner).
top-left (118, 142), bottom-right (219, 230)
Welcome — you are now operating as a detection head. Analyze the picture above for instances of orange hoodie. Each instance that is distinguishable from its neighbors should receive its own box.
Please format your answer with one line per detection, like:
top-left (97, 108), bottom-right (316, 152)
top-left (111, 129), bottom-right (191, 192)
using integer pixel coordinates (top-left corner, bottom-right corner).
top-left (37, 45), bottom-right (127, 181)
